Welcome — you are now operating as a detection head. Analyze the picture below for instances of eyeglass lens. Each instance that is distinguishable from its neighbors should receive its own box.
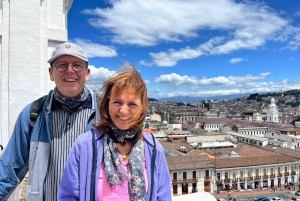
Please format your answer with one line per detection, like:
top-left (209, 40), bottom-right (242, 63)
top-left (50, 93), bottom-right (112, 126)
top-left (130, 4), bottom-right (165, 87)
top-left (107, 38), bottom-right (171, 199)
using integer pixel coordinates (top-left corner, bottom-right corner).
top-left (54, 62), bottom-right (85, 72)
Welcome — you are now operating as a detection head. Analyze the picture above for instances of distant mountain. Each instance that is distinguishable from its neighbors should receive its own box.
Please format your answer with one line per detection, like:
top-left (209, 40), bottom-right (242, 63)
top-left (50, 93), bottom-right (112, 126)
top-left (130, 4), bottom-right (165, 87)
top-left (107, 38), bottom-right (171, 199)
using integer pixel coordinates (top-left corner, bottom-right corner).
top-left (148, 98), bottom-right (159, 102)
top-left (150, 89), bottom-right (300, 103)
top-left (153, 93), bottom-right (252, 103)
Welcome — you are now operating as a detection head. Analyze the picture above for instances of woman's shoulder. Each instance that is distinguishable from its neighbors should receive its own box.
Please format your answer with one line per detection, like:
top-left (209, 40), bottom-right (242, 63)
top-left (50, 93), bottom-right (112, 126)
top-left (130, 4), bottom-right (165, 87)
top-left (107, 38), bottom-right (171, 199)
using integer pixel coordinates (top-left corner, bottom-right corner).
top-left (142, 132), bottom-right (164, 151)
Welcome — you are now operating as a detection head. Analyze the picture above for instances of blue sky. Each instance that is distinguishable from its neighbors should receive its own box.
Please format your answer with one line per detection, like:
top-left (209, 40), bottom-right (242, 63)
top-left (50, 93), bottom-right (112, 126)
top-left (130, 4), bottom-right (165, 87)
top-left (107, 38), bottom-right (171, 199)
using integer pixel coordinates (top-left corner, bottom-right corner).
top-left (68, 0), bottom-right (300, 100)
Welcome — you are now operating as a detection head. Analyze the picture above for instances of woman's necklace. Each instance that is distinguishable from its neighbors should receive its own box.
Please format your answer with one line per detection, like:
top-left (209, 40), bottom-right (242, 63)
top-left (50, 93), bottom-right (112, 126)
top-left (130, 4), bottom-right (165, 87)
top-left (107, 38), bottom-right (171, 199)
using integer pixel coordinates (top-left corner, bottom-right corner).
top-left (119, 149), bottom-right (132, 160)
top-left (117, 141), bottom-right (133, 160)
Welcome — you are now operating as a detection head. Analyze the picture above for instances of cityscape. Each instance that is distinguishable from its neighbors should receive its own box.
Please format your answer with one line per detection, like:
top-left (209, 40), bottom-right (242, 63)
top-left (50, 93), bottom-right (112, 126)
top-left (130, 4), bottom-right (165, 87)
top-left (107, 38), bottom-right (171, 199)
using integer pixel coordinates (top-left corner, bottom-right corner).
top-left (145, 89), bottom-right (300, 200)
top-left (1, 1), bottom-right (300, 201)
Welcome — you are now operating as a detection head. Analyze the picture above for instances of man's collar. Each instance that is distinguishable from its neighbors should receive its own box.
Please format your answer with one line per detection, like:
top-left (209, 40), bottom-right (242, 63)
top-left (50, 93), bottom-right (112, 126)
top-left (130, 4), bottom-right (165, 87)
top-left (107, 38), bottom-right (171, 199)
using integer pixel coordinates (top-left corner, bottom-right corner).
top-left (52, 94), bottom-right (92, 110)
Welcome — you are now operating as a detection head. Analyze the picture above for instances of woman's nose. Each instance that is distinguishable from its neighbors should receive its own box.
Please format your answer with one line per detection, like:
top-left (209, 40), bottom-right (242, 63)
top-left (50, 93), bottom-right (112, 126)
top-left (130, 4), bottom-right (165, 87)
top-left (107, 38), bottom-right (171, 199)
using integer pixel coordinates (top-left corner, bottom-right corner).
top-left (119, 105), bottom-right (129, 113)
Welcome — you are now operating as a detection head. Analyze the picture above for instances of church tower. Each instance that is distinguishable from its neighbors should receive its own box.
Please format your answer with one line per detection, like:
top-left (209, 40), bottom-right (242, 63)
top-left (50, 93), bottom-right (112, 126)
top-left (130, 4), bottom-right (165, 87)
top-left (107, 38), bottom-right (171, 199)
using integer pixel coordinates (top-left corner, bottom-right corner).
top-left (267, 98), bottom-right (279, 122)
top-left (0, 0), bottom-right (72, 150)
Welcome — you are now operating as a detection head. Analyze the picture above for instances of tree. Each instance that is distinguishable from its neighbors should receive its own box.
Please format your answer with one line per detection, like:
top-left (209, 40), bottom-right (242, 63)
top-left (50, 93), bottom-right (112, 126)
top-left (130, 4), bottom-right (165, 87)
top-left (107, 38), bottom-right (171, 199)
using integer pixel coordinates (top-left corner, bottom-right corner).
top-left (291, 116), bottom-right (300, 125)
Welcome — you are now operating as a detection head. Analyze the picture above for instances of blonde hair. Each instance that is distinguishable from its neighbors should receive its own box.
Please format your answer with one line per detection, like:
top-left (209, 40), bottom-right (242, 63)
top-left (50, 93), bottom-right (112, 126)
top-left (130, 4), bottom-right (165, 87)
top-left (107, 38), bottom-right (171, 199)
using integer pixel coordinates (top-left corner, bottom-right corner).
top-left (95, 63), bottom-right (148, 131)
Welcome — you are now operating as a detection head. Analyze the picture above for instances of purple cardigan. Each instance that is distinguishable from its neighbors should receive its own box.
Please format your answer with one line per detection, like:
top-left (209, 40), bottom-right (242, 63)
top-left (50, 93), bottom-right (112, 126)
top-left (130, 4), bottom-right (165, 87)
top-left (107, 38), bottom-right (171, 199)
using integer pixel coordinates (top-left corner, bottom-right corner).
top-left (58, 129), bottom-right (172, 201)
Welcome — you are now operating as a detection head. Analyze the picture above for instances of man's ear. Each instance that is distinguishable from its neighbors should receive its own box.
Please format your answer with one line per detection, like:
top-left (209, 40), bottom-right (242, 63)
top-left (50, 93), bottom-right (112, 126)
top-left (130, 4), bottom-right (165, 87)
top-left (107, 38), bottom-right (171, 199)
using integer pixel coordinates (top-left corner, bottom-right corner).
top-left (85, 68), bottom-right (91, 82)
top-left (49, 67), bottom-right (54, 81)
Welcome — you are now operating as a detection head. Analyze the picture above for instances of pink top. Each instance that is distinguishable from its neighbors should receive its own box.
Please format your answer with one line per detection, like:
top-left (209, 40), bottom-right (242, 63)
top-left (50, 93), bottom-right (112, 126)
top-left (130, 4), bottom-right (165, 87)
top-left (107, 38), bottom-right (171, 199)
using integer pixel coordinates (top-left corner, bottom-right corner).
top-left (97, 155), bottom-right (148, 201)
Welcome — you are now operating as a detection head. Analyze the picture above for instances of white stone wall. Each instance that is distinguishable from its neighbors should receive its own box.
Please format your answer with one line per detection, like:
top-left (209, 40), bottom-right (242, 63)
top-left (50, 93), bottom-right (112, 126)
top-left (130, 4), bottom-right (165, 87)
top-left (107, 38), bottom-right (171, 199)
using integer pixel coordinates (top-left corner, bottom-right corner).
top-left (0, 1), bottom-right (70, 149)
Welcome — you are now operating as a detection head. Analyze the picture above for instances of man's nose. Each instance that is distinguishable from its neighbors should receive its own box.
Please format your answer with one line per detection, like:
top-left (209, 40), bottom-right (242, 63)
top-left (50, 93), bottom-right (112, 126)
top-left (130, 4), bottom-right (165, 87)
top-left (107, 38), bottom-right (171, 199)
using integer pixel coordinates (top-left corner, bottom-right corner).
top-left (65, 64), bottom-right (75, 72)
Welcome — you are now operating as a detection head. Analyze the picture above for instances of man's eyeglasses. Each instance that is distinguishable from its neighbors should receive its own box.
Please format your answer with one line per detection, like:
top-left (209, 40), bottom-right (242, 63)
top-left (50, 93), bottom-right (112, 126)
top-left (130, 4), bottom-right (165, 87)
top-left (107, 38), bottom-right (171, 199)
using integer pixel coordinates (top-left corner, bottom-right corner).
top-left (53, 61), bottom-right (86, 72)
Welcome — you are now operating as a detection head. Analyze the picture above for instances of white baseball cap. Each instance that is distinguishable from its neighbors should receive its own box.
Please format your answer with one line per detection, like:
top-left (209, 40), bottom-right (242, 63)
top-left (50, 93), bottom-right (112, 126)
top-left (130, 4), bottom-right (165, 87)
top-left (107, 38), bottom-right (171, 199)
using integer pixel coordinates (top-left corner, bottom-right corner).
top-left (48, 43), bottom-right (88, 64)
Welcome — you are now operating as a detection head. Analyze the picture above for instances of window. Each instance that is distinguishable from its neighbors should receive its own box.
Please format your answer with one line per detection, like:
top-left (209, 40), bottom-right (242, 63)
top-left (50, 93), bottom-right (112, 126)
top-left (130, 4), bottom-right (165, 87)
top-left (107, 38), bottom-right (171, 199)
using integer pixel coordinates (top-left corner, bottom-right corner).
top-left (217, 173), bottom-right (221, 180)
top-left (233, 172), bottom-right (236, 180)
top-left (205, 170), bottom-right (209, 178)
top-left (173, 172), bottom-right (177, 180)
top-left (255, 169), bottom-right (259, 177)
top-left (240, 171), bottom-right (244, 179)
top-left (271, 168), bottom-right (274, 175)
top-left (247, 170), bottom-right (251, 177)
top-left (263, 169), bottom-right (267, 176)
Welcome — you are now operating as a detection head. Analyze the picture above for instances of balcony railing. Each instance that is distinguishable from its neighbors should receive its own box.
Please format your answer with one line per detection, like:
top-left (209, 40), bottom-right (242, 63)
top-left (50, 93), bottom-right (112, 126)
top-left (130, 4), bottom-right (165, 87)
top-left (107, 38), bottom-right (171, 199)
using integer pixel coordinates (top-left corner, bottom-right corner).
top-left (232, 179), bottom-right (238, 183)
top-left (216, 179), bottom-right (222, 183)
top-left (204, 177), bottom-right (211, 181)
top-left (291, 171), bottom-right (296, 175)
top-left (263, 175), bottom-right (268, 179)
top-left (270, 174), bottom-right (275, 178)
top-left (277, 173), bottom-right (282, 177)
top-left (284, 172), bottom-right (289, 176)
top-left (239, 177), bottom-right (245, 181)
top-left (255, 176), bottom-right (261, 180)
top-left (172, 178), bottom-right (198, 184)
top-left (224, 178), bottom-right (231, 183)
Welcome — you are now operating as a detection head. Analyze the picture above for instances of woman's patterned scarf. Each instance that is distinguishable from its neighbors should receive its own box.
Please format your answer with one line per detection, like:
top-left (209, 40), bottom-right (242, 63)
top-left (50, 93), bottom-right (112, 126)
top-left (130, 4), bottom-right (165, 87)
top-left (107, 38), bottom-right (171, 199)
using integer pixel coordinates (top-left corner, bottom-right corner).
top-left (103, 126), bottom-right (146, 201)
top-left (53, 87), bottom-right (89, 112)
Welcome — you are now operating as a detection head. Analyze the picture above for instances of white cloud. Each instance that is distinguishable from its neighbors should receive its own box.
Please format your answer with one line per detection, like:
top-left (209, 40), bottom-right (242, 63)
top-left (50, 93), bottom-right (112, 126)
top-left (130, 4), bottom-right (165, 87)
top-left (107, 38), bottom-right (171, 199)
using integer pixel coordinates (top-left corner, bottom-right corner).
top-left (154, 72), bottom-right (270, 87)
top-left (154, 73), bottom-right (199, 86)
top-left (294, 11), bottom-right (300, 17)
top-left (86, 65), bottom-right (150, 90)
top-left (149, 36), bottom-right (266, 66)
top-left (70, 38), bottom-right (117, 58)
top-left (82, 0), bottom-right (288, 47)
top-left (86, 65), bottom-right (116, 90)
top-left (150, 47), bottom-right (204, 67)
top-left (148, 78), bottom-right (300, 99)
top-left (286, 29), bottom-right (300, 51)
top-left (229, 58), bottom-right (244, 64)
top-left (228, 72), bottom-right (270, 82)
top-left (81, 0), bottom-right (298, 67)
top-left (139, 60), bottom-right (153, 67)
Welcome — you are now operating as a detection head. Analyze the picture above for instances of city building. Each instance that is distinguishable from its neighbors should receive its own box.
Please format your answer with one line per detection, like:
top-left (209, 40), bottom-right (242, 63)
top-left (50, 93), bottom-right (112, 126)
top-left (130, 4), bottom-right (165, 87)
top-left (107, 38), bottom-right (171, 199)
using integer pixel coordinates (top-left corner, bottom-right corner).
top-left (267, 98), bottom-right (279, 123)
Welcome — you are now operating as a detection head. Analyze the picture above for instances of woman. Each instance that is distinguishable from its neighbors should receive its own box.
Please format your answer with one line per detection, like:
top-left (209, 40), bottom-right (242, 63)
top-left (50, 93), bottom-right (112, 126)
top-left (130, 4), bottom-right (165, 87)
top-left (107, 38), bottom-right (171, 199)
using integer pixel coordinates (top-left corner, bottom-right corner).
top-left (58, 64), bottom-right (172, 201)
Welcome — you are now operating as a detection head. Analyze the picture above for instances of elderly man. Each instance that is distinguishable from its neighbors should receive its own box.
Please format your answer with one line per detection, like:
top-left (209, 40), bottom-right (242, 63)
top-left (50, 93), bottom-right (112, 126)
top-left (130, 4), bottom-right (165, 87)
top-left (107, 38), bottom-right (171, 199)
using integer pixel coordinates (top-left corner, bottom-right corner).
top-left (0, 43), bottom-right (98, 201)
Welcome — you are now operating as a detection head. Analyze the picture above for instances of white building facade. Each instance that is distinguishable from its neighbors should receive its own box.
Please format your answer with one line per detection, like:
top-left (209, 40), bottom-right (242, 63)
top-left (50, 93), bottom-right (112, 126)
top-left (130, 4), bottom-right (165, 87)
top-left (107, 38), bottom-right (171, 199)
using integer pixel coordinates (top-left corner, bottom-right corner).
top-left (253, 112), bottom-right (263, 121)
top-left (0, 0), bottom-right (71, 149)
top-left (215, 162), bottom-right (299, 191)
